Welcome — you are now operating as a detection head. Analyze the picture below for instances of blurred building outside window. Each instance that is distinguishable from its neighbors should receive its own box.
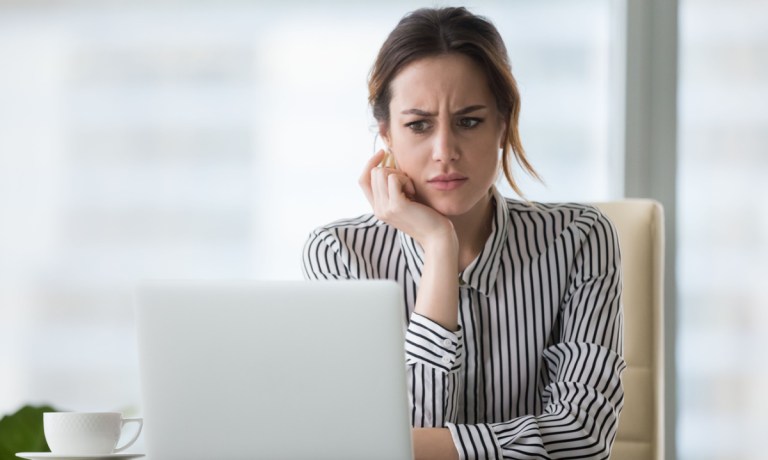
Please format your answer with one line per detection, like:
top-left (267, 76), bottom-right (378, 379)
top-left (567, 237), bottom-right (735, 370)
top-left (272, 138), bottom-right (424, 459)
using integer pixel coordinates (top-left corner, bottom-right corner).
top-left (677, 1), bottom-right (768, 459)
top-left (0, 0), bottom-right (632, 454)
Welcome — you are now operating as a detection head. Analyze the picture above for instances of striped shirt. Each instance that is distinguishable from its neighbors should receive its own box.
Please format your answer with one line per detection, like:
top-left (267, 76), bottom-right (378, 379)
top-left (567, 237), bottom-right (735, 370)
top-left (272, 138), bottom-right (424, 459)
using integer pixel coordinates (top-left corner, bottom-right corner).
top-left (302, 187), bottom-right (625, 459)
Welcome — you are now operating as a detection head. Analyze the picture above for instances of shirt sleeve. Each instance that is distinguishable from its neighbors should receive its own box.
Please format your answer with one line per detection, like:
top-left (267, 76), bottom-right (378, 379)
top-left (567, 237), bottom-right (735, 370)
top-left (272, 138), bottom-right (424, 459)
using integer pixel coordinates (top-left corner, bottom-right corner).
top-left (302, 227), bottom-right (353, 280)
top-left (405, 312), bottom-right (464, 427)
top-left (445, 210), bottom-right (626, 459)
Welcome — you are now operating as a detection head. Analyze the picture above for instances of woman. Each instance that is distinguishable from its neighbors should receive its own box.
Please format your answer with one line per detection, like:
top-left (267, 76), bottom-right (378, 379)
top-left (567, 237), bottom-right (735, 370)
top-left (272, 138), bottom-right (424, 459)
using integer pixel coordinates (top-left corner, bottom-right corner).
top-left (303, 7), bottom-right (625, 460)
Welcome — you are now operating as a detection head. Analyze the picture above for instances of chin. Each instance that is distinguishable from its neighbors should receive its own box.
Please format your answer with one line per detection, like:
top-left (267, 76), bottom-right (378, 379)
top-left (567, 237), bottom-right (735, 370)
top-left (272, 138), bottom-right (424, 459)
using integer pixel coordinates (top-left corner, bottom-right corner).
top-left (418, 185), bottom-right (495, 219)
top-left (424, 196), bottom-right (478, 218)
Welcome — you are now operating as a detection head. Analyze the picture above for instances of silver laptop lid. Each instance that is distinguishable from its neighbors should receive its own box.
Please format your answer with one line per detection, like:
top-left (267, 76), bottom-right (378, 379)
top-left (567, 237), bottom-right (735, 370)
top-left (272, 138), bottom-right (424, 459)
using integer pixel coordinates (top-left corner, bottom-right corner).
top-left (135, 280), bottom-right (412, 460)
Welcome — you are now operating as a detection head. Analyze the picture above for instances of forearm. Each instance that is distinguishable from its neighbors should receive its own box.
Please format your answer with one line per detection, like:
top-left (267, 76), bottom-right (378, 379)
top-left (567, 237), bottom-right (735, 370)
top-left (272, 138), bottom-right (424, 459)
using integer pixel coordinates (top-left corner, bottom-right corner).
top-left (413, 235), bottom-right (460, 331)
top-left (440, 344), bottom-right (625, 460)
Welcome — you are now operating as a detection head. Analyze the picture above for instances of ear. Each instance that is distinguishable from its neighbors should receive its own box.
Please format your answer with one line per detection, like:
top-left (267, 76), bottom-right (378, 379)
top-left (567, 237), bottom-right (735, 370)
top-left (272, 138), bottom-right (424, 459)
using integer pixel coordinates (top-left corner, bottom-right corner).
top-left (378, 122), bottom-right (392, 150)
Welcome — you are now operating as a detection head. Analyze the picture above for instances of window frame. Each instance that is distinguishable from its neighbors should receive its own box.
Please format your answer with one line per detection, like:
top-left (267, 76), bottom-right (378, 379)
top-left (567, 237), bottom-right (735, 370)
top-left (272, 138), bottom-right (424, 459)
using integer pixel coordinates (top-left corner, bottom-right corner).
top-left (616, 0), bottom-right (679, 458)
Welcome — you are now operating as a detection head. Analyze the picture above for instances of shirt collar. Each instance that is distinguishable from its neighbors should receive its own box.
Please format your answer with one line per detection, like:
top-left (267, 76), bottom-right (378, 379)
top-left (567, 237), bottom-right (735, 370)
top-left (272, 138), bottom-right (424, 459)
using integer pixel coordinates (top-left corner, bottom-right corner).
top-left (398, 186), bottom-right (509, 296)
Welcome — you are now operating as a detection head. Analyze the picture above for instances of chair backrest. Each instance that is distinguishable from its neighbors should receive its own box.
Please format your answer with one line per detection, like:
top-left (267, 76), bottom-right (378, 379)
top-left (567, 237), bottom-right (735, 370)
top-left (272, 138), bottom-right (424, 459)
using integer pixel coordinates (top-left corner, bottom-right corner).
top-left (594, 200), bottom-right (665, 460)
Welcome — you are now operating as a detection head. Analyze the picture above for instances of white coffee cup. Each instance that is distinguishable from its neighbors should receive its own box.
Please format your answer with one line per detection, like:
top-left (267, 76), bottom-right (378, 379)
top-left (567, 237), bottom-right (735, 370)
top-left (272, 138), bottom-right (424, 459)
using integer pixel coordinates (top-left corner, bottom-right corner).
top-left (43, 412), bottom-right (143, 455)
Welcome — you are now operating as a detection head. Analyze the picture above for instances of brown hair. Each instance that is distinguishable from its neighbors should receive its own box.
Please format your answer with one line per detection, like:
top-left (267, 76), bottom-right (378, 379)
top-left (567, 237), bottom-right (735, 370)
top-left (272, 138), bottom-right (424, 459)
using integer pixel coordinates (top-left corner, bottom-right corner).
top-left (368, 7), bottom-right (540, 197)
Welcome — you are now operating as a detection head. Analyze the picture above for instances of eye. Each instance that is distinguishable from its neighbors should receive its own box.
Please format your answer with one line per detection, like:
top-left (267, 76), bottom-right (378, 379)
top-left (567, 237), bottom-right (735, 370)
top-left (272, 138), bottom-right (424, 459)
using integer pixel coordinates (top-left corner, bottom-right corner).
top-left (458, 117), bottom-right (483, 129)
top-left (405, 120), bottom-right (430, 133)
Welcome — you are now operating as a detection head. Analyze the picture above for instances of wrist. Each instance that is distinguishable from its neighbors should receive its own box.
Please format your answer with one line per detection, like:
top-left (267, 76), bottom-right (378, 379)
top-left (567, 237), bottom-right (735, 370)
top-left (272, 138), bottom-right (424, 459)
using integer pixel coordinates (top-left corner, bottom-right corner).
top-left (421, 223), bottom-right (459, 256)
top-left (415, 228), bottom-right (460, 331)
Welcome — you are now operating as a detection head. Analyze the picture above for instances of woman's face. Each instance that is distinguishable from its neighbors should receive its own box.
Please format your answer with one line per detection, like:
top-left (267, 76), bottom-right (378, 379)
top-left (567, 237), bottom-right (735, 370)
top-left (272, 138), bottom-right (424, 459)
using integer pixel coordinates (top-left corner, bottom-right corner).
top-left (382, 53), bottom-right (506, 218)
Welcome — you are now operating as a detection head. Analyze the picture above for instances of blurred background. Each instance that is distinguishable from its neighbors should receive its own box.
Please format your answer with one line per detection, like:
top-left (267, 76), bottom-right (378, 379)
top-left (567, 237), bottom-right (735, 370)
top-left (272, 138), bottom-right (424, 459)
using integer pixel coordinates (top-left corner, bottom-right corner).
top-left (0, 1), bottom-right (766, 459)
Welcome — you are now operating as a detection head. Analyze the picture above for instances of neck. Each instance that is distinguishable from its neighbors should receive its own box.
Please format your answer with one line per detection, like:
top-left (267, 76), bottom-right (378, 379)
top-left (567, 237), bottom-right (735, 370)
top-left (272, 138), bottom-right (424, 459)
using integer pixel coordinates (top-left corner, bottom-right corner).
top-left (450, 190), bottom-right (494, 272)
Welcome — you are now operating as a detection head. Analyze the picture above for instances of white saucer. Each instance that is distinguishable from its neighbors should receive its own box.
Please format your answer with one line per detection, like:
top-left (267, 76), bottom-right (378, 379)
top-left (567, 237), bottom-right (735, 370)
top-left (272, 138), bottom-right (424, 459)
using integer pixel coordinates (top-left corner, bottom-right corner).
top-left (17, 454), bottom-right (144, 460)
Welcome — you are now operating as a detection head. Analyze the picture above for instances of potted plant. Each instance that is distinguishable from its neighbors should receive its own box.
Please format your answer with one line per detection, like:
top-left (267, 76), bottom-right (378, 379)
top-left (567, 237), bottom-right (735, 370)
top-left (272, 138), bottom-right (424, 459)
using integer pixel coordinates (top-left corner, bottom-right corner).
top-left (0, 405), bottom-right (56, 460)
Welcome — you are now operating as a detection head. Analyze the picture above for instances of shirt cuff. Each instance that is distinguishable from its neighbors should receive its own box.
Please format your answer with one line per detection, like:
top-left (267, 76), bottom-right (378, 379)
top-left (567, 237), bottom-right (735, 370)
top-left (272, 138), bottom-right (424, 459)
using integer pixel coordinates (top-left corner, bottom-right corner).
top-left (447, 423), bottom-right (504, 460)
top-left (405, 312), bottom-right (463, 371)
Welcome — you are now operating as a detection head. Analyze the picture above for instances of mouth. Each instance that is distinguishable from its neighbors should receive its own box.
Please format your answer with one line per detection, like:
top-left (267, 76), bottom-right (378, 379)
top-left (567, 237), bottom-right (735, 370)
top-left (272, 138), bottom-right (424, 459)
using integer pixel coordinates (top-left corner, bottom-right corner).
top-left (427, 173), bottom-right (468, 191)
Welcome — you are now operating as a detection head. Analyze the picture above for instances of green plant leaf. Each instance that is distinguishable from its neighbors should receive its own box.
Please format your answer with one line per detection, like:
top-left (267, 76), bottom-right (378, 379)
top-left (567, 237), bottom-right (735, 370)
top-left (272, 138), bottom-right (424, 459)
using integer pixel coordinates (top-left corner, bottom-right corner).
top-left (0, 405), bottom-right (56, 460)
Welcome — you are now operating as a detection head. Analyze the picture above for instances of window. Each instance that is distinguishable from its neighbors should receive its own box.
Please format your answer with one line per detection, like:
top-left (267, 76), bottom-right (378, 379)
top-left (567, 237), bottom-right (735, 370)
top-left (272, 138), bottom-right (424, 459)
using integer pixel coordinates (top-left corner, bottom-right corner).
top-left (0, 0), bottom-right (616, 434)
top-left (678, 1), bottom-right (768, 459)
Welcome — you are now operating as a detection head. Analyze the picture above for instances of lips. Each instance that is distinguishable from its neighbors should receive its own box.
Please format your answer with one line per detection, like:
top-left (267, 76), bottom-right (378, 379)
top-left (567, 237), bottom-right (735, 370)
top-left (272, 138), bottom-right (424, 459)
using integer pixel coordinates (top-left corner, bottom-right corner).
top-left (427, 173), bottom-right (468, 191)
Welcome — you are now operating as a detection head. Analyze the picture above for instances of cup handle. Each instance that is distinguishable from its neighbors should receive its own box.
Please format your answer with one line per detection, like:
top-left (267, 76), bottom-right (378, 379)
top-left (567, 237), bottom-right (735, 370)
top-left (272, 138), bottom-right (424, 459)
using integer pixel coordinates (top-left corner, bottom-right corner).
top-left (114, 417), bottom-right (144, 453)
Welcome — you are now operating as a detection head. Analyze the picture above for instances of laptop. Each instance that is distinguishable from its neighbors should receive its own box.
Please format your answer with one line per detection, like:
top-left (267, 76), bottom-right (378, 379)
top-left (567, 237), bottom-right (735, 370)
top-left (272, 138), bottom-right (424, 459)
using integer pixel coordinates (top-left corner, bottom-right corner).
top-left (135, 280), bottom-right (413, 460)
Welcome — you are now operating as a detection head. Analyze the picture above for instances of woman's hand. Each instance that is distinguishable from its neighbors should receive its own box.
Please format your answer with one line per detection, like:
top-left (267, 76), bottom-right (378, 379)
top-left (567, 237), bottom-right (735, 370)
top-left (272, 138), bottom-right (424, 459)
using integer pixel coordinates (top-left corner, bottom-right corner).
top-left (359, 150), bottom-right (456, 251)
top-left (360, 150), bottom-right (460, 330)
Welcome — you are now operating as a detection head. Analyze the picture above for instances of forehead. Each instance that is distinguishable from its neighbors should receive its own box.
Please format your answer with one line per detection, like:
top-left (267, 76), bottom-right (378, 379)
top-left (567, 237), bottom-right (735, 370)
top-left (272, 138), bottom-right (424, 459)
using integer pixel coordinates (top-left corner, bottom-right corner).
top-left (389, 53), bottom-right (495, 110)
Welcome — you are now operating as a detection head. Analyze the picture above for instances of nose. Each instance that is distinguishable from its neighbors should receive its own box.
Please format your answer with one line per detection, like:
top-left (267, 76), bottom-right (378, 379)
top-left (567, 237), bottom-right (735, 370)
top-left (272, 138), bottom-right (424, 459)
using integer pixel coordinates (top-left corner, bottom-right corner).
top-left (431, 124), bottom-right (459, 163)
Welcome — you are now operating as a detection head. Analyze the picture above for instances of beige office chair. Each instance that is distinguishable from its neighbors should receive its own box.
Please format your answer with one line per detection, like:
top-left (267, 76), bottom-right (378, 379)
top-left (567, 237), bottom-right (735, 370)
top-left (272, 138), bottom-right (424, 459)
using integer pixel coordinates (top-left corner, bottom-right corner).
top-left (594, 200), bottom-right (665, 460)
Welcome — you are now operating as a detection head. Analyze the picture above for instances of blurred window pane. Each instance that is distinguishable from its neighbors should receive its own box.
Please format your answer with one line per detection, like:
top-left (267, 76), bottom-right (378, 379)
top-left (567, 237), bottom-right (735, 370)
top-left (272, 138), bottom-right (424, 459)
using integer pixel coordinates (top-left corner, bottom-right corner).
top-left (677, 1), bottom-right (768, 459)
top-left (0, 0), bottom-right (615, 424)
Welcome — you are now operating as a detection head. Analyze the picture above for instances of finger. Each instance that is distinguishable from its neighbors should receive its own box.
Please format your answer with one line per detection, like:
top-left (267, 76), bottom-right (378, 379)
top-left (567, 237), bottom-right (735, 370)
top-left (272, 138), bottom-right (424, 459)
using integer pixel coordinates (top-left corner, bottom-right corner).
top-left (371, 167), bottom-right (391, 212)
top-left (360, 175), bottom-right (374, 208)
top-left (387, 173), bottom-right (412, 204)
top-left (404, 178), bottom-right (416, 199)
top-left (369, 149), bottom-right (387, 171)
top-left (375, 169), bottom-right (413, 214)
top-left (386, 173), bottom-right (417, 200)
top-left (359, 150), bottom-right (387, 205)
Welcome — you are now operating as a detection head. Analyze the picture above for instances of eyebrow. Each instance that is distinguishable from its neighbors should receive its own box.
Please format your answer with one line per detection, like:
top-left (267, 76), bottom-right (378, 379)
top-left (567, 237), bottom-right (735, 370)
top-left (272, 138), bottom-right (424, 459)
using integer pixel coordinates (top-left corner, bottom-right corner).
top-left (400, 105), bottom-right (487, 117)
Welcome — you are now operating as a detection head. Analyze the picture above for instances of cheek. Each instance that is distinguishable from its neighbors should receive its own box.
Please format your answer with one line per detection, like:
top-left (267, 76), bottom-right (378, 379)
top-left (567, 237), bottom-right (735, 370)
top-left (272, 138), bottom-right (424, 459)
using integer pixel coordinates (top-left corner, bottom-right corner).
top-left (474, 142), bottom-right (502, 183)
top-left (477, 154), bottom-right (500, 179)
top-left (391, 135), bottom-right (428, 170)
top-left (392, 154), bottom-right (422, 180)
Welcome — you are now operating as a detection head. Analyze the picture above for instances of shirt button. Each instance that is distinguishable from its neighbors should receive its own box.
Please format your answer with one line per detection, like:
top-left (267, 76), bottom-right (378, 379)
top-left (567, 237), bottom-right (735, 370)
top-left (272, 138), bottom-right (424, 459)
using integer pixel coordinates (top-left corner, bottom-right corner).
top-left (443, 339), bottom-right (452, 347)
top-left (441, 356), bottom-right (451, 364)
